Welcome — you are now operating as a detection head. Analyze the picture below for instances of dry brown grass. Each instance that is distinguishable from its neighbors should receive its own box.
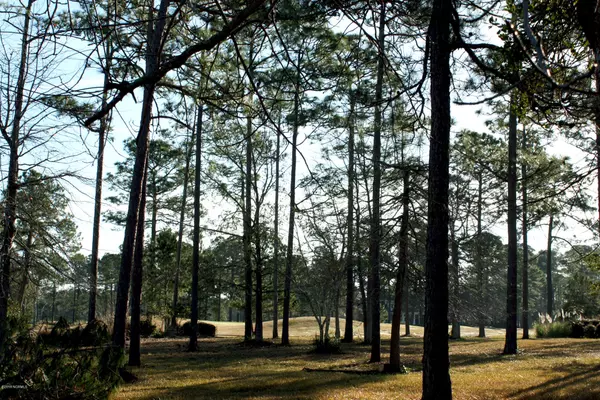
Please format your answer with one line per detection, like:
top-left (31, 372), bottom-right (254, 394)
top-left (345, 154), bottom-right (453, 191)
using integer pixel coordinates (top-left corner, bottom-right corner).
top-left (112, 319), bottom-right (600, 400)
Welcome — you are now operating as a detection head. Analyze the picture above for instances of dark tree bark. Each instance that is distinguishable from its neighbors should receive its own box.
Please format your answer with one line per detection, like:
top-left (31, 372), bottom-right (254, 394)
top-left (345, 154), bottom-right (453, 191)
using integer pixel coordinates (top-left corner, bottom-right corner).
top-left (171, 131), bottom-right (192, 329)
top-left (476, 172), bottom-right (486, 338)
top-left (388, 169), bottom-right (409, 372)
top-left (189, 103), bottom-right (204, 351)
top-left (0, 0), bottom-right (33, 361)
top-left (422, 0), bottom-right (452, 396)
top-left (450, 230), bottom-right (460, 340)
top-left (343, 95), bottom-right (356, 343)
top-left (253, 159), bottom-right (263, 342)
top-left (503, 97), bottom-right (519, 356)
top-left (369, 1), bottom-right (386, 363)
top-left (88, 80), bottom-right (110, 323)
top-left (16, 230), bottom-right (33, 312)
top-left (112, 0), bottom-right (169, 350)
top-left (282, 57), bottom-right (301, 346)
top-left (546, 214), bottom-right (554, 317)
top-left (243, 113), bottom-right (253, 342)
top-left (129, 166), bottom-right (147, 367)
top-left (272, 131), bottom-right (280, 339)
top-left (404, 279), bottom-right (410, 336)
top-left (521, 126), bottom-right (529, 339)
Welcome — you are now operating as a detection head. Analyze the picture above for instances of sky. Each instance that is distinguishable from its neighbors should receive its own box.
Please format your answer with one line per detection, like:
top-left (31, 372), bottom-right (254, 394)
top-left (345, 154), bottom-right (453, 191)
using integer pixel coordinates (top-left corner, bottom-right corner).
top-left (3, 2), bottom-right (596, 262)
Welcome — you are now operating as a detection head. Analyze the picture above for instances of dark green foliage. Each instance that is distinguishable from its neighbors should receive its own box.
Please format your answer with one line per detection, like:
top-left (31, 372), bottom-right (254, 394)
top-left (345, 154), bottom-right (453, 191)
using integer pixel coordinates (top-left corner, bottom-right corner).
top-left (571, 322), bottom-right (585, 338)
top-left (312, 336), bottom-right (342, 354)
top-left (0, 317), bottom-right (121, 399)
top-left (584, 324), bottom-right (596, 338)
top-left (139, 319), bottom-right (157, 338)
top-left (179, 321), bottom-right (216, 337)
top-left (534, 322), bottom-right (572, 338)
top-left (80, 319), bottom-right (110, 346)
top-left (594, 324), bottom-right (600, 339)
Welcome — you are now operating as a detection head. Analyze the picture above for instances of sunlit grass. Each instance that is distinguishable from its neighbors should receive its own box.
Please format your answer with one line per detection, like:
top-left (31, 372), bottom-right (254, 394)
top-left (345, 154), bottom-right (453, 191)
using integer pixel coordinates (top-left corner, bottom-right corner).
top-left (112, 318), bottom-right (600, 400)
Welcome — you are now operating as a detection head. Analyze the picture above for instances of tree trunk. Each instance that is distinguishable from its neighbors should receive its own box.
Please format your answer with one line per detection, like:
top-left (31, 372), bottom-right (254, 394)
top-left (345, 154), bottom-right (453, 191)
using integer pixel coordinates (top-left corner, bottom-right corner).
top-left (189, 102), bottom-right (204, 352)
top-left (112, 0), bottom-right (168, 350)
top-left (243, 111), bottom-right (254, 342)
top-left (476, 172), bottom-right (486, 338)
top-left (521, 125), bottom-right (529, 339)
top-left (422, 0), bottom-right (452, 396)
top-left (129, 166), bottom-right (147, 366)
top-left (356, 199), bottom-right (369, 342)
top-left (404, 279), bottom-right (410, 336)
top-left (0, 0), bottom-right (33, 361)
top-left (503, 95), bottom-right (519, 355)
top-left (253, 172), bottom-right (263, 342)
top-left (343, 94), bottom-right (355, 343)
top-left (88, 38), bottom-right (113, 323)
top-left (17, 230), bottom-right (33, 312)
top-left (388, 169), bottom-right (409, 372)
top-left (282, 56), bottom-right (301, 346)
top-left (450, 230), bottom-right (460, 340)
top-left (171, 129), bottom-right (192, 329)
top-left (546, 214), bottom-right (554, 317)
top-left (272, 130), bottom-right (280, 339)
top-left (369, 1), bottom-right (386, 363)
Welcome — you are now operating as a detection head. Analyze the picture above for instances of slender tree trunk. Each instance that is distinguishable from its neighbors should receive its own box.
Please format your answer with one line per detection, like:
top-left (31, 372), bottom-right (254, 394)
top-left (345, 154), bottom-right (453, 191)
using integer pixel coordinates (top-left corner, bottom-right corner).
top-left (88, 42), bottom-right (113, 323)
top-left (521, 125), bottom-right (529, 339)
top-left (356, 198), bottom-right (369, 341)
top-left (369, 1), bottom-right (386, 363)
top-left (129, 166), bottom-right (147, 367)
top-left (450, 230), bottom-right (460, 340)
top-left (171, 130), bottom-right (192, 329)
top-left (546, 214), bottom-right (554, 317)
top-left (253, 183), bottom-right (263, 342)
top-left (150, 175), bottom-right (158, 273)
top-left (335, 289), bottom-right (341, 339)
top-left (0, 0), bottom-right (33, 360)
top-left (17, 230), bottom-right (33, 312)
top-left (272, 131), bottom-right (280, 339)
top-left (343, 95), bottom-right (355, 343)
top-left (503, 95), bottom-right (519, 355)
top-left (243, 112), bottom-right (254, 341)
top-left (282, 57), bottom-right (301, 346)
top-left (112, 0), bottom-right (168, 350)
top-left (477, 172), bottom-right (486, 338)
top-left (189, 103), bottom-right (204, 352)
top-left (51, 283), bottom-right (56, 323)
top-left (388, 169), bottom-right (409, 372)
top-left (404, 279), bottom-right (410, 336)
top-left (422, 0), bottom-right (452, 395)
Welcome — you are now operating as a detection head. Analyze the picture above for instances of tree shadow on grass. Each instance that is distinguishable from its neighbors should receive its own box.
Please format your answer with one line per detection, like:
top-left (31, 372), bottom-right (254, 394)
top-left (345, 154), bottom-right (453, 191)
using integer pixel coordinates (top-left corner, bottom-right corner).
top-left (509, 362), bottom-right (600, 399)
top-left (128, 366), bottom-right (392, 399)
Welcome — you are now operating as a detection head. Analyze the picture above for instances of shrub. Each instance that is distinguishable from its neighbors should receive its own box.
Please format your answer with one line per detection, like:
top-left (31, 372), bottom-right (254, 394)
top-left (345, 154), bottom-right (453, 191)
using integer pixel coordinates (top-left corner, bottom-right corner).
top-left (179, 321), bottom-right (217, 337)
top-left (312, 336), bottom-right (342, 354)
top-left (571, 322), bottom-right (585, 338)
top-left (80, 319), bottom-right (110, 346)
top-left (1, 316), bottom-right (121, 399)
top-left (139, 318), bottom-right (157, 338)
top-left (584, 324), bottom-right (596, 338)
top-left (535, 322), bottom-right (572, 338)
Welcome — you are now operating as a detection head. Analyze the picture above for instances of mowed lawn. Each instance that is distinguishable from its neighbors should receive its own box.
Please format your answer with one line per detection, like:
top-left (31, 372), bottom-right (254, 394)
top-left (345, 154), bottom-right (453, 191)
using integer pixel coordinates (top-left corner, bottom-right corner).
top-left (113, 318), bottom-right (600, 400)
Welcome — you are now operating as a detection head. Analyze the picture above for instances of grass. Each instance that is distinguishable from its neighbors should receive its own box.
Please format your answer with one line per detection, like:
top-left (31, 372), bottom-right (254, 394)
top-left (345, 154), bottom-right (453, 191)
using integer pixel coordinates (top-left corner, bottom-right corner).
top-left (112, 318), bottom-right (600, 400)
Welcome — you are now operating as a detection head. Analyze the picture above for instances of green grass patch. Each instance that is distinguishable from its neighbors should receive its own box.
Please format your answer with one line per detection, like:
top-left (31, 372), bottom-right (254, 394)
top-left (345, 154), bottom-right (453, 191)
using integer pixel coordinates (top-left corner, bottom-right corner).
top-left (111, 319), bottom-right (600, 400)
top-left (534, 321), bottom-right (573, 338)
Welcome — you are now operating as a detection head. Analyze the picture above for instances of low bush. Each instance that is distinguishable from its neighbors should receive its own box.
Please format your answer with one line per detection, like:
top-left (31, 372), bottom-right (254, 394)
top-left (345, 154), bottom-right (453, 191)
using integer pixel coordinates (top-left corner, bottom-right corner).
top-left (584, 324), bottom-right (596, 338)
top-left (139, 318), bottom-right (157, 338)
top-left (571, 322), bottom-right (585, 338)
top-left (179, 321), bottom-right (217, 337)
top-left (535, 321), bottom-right (572, 338)
top-left (312, 336), bottom-right (342, 354)
top-left (0, 316), bottom-right (122, 399)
